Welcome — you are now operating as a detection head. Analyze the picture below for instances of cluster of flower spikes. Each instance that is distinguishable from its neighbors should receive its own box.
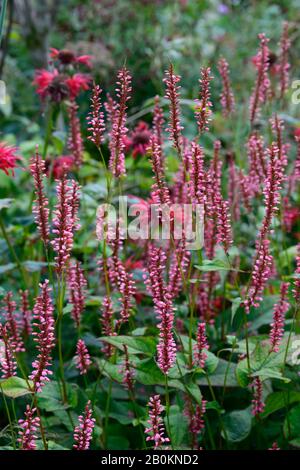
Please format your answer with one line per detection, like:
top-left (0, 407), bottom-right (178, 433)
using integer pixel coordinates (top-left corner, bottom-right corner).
top-left (29, 280), bottom-right (55, 393)
top-left (108, 67), bottom-right (132, 177)
top-left (74, 339), bottom-right (92, 375)
top-left (0, 323), bottom-right (17, 379)
top-left (68, 260), bottom-right (87, 329)
top-left (73, 401), bottom-right (95, 450)
top-left (51, 173), bottom-right (80, 274)
top-left (17, 406), bottom-right (40, 450)
top-left (145, 395), bottom-right (170, 449)
top-left (144, 245), bottom-right (176, 374)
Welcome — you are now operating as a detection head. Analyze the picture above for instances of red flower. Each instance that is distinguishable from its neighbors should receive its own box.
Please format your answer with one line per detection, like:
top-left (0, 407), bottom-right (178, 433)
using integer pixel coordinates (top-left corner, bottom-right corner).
top-left (65, 74), bottom-right (91, 100)
top-left (33, 69), bottom-right (58, 98)
top-left (0, 142), bottom-right (20, 175)
top-left (294, 128), bottom-right (300, 140)
top-left (126, 121), bottom-right (152, 158)
top-left (52, 155), bottom-right (75, 179)
top-left (76, 55), bottom-right (93, 68)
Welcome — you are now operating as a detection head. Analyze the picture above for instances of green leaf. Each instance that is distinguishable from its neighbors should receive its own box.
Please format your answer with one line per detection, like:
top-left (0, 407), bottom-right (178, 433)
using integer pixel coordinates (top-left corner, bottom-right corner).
top-left (262, 391), bottom-right (300, 418)
top-left (167, 405), bottom-right (189, 448)
top-left (0, 263), bottom-right (16, 274)
top-left (37, 381), bottom-right (77, 411)
top-left (231, 297), bottom-right (242, 323)
top-left (222, 409), bottom-right (252, 442)
top-left (100, 335), bottom-right (157, 355)
top-left (0, 377), bottom-right (33, 398)
top-left (284, 404), bottom-right (300, 439)
top-left (195, 258), bottom-right (231, 272)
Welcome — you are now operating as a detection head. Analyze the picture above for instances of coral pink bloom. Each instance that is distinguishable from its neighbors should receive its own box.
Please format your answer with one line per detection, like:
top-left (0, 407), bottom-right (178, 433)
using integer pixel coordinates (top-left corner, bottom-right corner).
top-left (74, 339), bottom-right (91, 375)
top-left (0, 142), bottom-right (20, 175)
top-left (65, 73), bottom-right (91, 99)
top-left (0, 323), bottom-right (17, 379)
top-left (33, 69), bottom-right (58, 98)
top-left (269, 282), bottom-right (289, 352)
top-left (251, 377), bottom-right (265, 416)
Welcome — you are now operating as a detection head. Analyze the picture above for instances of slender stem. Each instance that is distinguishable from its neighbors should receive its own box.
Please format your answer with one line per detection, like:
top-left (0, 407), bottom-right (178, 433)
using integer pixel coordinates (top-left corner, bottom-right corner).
top-left (0, 386), bottom-right (16, 450)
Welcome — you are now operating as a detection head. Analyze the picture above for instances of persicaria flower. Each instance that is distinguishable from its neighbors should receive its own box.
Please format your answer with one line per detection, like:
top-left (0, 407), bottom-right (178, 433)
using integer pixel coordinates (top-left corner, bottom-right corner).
top-left (292, 244), bottom-right (300, 304)
top-left (67, 101), bottom-right (84, 167)
top-left (269, 282), bottom-right (289, 352)
top-left (215, 192), bottom-right (233, 254)
top-left (185, 399), bottom-right (207, 449)
top-left (194, 322), bottom-right (209, 368)
top-left (108, 67), bottom-right (132, 177)
top-left (247, 133), bottom-right (267, 185)
top-left (278, 22), bottom-right (290, 99)
top-left (73, 401), bottom-right (95, 450)
top-left (164, 63), bottom-right (183, 154)
top-left (120, 345), bottom-right (135, 392)
top-left (145, 395), bottom-right (170, 449)
top-left (153, 95), bottom-right (165, 146)
top-left (3, 291), bottom-right (24, 352)
top-left (148, 135), bottom-right (171, 206)
top-left (0, 323), bottom-right (17, 379)
top-left (87, 84), bottom-right (105, 147)
top-left (29, 280), bottom-right (55, 392)
top-left (251, 377), bottom-right (265, 416)
top-left (243, 239), bottom-right (273, 314)
top-left (74, 339), bottom-right (91, 375)
top-left (18, 406), bottom-right (40, 450)
top-left (168, 239), bottom-right (190, 299)
top-left (195, 67), bottom-right (213, 134)
top-left (100, 295), bottom-right (115, 358)
top-left (249, 33), bottom-right (271, 124)
top-left (68, 260), bottom-right (87, 328)
top-left (188, 141), bottom-right (206, 206)
top-left (29, 148), bottom-right (50, 245)
top-left (0, 142), bottom-right (20, 175)
top-left (218, 57), bottom-right (235, 116)
top-left (51, 175), bottom-right (78, 274)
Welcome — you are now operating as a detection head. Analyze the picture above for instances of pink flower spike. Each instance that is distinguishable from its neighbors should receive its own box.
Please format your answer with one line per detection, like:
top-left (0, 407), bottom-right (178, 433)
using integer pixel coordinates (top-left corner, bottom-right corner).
top-left (164, 63), bottom-right (183, 155)
top-left (68, 260), bottom-right (87, 328)
top-left (153, 95), bottom-right (165, 146)
top-left (29, 280), bottom-right (55, 393)
top-left (29, 147), bottom-right (50, 245)
top-left (75, 339), bottom-right (91, 375)
top-left (18, 406), bottom-right (40, 450)
top-left (278, 22), bottom-right (290, 99)
top-left (73, 401), bottom-right (95, 450)
top-left (269, 282), bottom-right (289, 352)
top-left (194, 322), bottom-right (209, 368)
top-left (87, 84), bottom-right (105, 147)
top-left (0, 323), bottom-right (17, 379)
top-left (120, 345), bottom-right (135, 392)
top-left (108, 67), bottom-right (132, 177)
top-left (3, 291), bottom-right (24, 352)
top-left (68, 101), bottom-right (84, 168)
top-left (100, 295), bottom-right (115, 358)
top-left (218, 57), bottom-right (235, 116)
top-left (195, 67), bottom-right (213, 134)
top-left (251, 377), bottom-right (265, 416)
top-left (19, 290), bottom-right (32, 336)
top-left (145, 395), bottom-right (170, 449)
top-left (249, 33), bottom-right (271, 124)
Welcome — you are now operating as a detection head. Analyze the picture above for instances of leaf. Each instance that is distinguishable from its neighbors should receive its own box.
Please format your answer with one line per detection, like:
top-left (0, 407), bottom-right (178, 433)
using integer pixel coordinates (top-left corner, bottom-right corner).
top-left (231, 297), bottom-right (242, 323)
top-left (22, 261), bottom-right (51, 272)
top-left (0, 377), bottom-right (32, 398)
top-left (195, 258), bottom-right (231, 272)
top-left (262, 391), bottom-right (300, 418)
top-left (0, 198), bottom-right (13, 210)
top-left (0, 263), bottom-right (16, 274)
top-left (100, 335), bottom-right (157, 355)
top-left (222, 409), bottom-right (252, 442)
top-left (284, 404), bottom-right (300, 439)
top-left (37, 381), bottom-right (77, 411)
top-left (198, 359), bottom-right (238, 387)
top-left (167, 405), bottom-right (189, 448)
